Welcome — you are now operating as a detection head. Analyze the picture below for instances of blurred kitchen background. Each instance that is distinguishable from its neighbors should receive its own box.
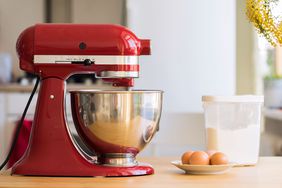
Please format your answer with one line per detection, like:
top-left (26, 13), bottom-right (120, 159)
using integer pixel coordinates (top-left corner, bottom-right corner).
top-left (0, 0), bottom-right (281, 161)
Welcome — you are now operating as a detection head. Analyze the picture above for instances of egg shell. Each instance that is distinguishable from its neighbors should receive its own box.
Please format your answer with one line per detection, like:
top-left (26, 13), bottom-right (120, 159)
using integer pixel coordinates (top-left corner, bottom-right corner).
top-left (181, 151), bottom-right (194, 164)
top-left (210, 152), bottom-right (229, 165)
top-left (189, 151), bottom-right (210, 165)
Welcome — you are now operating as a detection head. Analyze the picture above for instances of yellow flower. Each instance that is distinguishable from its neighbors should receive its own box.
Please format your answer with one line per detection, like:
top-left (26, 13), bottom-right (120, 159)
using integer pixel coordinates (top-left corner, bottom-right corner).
top-left (246, 0), bottom-right (282, 46)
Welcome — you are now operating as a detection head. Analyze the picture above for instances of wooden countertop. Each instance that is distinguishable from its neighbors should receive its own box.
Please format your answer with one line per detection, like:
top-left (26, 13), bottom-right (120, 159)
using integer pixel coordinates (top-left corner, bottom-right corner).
top-left (0, 157), bottom-right (281, 188)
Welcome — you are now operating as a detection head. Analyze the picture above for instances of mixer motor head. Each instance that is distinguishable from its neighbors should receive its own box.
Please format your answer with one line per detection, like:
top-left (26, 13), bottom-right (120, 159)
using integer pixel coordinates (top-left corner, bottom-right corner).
top-left (17, 24), bottom-right (151, 87)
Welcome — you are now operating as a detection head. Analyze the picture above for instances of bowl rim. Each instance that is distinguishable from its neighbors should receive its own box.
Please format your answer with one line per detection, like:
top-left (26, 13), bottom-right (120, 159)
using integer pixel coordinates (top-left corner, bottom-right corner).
top-left (68, 89), bottom-right (164, 94)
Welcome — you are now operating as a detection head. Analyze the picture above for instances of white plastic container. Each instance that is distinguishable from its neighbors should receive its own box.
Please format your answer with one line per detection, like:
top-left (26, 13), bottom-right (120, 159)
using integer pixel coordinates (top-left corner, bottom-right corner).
top-left (202, 95), bottom-right (264, 166)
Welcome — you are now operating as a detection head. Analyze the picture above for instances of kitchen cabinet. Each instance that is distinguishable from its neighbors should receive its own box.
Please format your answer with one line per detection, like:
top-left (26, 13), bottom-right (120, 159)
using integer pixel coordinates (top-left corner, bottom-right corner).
top-left (0, 0), bottom-right (44, 79)
top-left (0, 92), bottom-right (37, 162)
top-left (0, 157), bottom-right (282, 188)
top-left (71, 0), bottom-right (125, 24)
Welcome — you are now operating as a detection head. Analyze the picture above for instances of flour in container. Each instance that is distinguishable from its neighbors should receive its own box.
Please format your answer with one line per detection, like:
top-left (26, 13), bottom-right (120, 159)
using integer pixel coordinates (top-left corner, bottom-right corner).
top-left (206, 124), bottom-right (260, 165)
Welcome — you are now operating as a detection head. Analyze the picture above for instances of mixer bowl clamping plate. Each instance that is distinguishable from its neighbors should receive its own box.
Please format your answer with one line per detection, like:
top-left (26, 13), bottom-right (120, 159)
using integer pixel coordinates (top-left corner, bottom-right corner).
top-left (70, 90), bottom-right (163, 167)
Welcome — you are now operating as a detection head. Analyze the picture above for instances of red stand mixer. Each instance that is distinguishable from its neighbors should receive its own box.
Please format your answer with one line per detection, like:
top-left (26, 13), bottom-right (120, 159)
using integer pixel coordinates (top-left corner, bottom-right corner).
top-left (12, 24), bottom-right (163, 176)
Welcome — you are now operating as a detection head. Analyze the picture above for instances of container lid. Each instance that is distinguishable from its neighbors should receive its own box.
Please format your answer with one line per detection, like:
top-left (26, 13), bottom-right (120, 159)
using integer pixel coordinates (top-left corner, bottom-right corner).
top-left (202, 95), bottom-right (264, 103)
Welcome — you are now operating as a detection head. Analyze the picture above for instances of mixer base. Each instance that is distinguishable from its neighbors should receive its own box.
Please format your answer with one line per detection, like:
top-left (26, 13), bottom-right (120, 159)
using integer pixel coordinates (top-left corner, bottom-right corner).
top-left (12, 161), bottom-right (154, 177)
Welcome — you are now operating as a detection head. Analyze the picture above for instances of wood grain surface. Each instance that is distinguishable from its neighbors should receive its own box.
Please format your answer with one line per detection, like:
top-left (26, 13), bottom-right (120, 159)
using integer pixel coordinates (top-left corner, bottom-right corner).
top-left (0, 157), bottom-right (281, 188)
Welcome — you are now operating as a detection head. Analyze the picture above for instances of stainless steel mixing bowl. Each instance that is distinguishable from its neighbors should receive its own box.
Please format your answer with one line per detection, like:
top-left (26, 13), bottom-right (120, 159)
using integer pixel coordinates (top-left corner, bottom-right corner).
top-left (70, 90), bottom-right (163, 166)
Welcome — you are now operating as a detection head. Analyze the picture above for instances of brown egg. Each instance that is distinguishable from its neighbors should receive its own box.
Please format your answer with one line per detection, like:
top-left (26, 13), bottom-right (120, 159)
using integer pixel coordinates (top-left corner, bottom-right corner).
top-left (189, 151), bottom-right (210, 165)
top-left (206, 150), bottom-right (217, 157)
top-left (210, 152), bottom-right (229, 165)
top-left (181, 151), bottom-right (194, 164)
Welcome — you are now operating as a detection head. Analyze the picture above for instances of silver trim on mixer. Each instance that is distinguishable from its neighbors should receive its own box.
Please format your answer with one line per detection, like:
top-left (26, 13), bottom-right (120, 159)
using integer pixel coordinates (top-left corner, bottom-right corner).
top-left (96, 71), bottom-right (139, 78)
top-left (33, 55), bottom-right (139, 65)
top-left (100, 153), bottom-right (138, 167)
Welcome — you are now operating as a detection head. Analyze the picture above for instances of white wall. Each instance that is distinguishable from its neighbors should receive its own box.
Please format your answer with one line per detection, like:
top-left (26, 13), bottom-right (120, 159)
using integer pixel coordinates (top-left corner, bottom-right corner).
top-left (127, 0), bottom-right (236, 155)
top-left (127, 0), bottom-right (236, 113)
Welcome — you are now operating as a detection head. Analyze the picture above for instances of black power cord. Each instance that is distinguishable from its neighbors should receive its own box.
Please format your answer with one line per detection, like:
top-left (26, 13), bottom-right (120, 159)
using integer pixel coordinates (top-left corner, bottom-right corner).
top-left (0, 76), bottom-right (40, 170)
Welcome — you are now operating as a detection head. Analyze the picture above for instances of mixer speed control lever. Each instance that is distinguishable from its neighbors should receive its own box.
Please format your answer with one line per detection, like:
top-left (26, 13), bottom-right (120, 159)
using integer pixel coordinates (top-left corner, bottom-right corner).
top-left (71, 59), bottom-right (94, 66)
top-left (83, 59), bottom-right (93, 66)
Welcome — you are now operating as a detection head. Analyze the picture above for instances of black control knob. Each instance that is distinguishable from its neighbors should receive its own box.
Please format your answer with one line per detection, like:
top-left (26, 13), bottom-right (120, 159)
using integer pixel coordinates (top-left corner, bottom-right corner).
top-left (83, 59), bottom-right (92, 66)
